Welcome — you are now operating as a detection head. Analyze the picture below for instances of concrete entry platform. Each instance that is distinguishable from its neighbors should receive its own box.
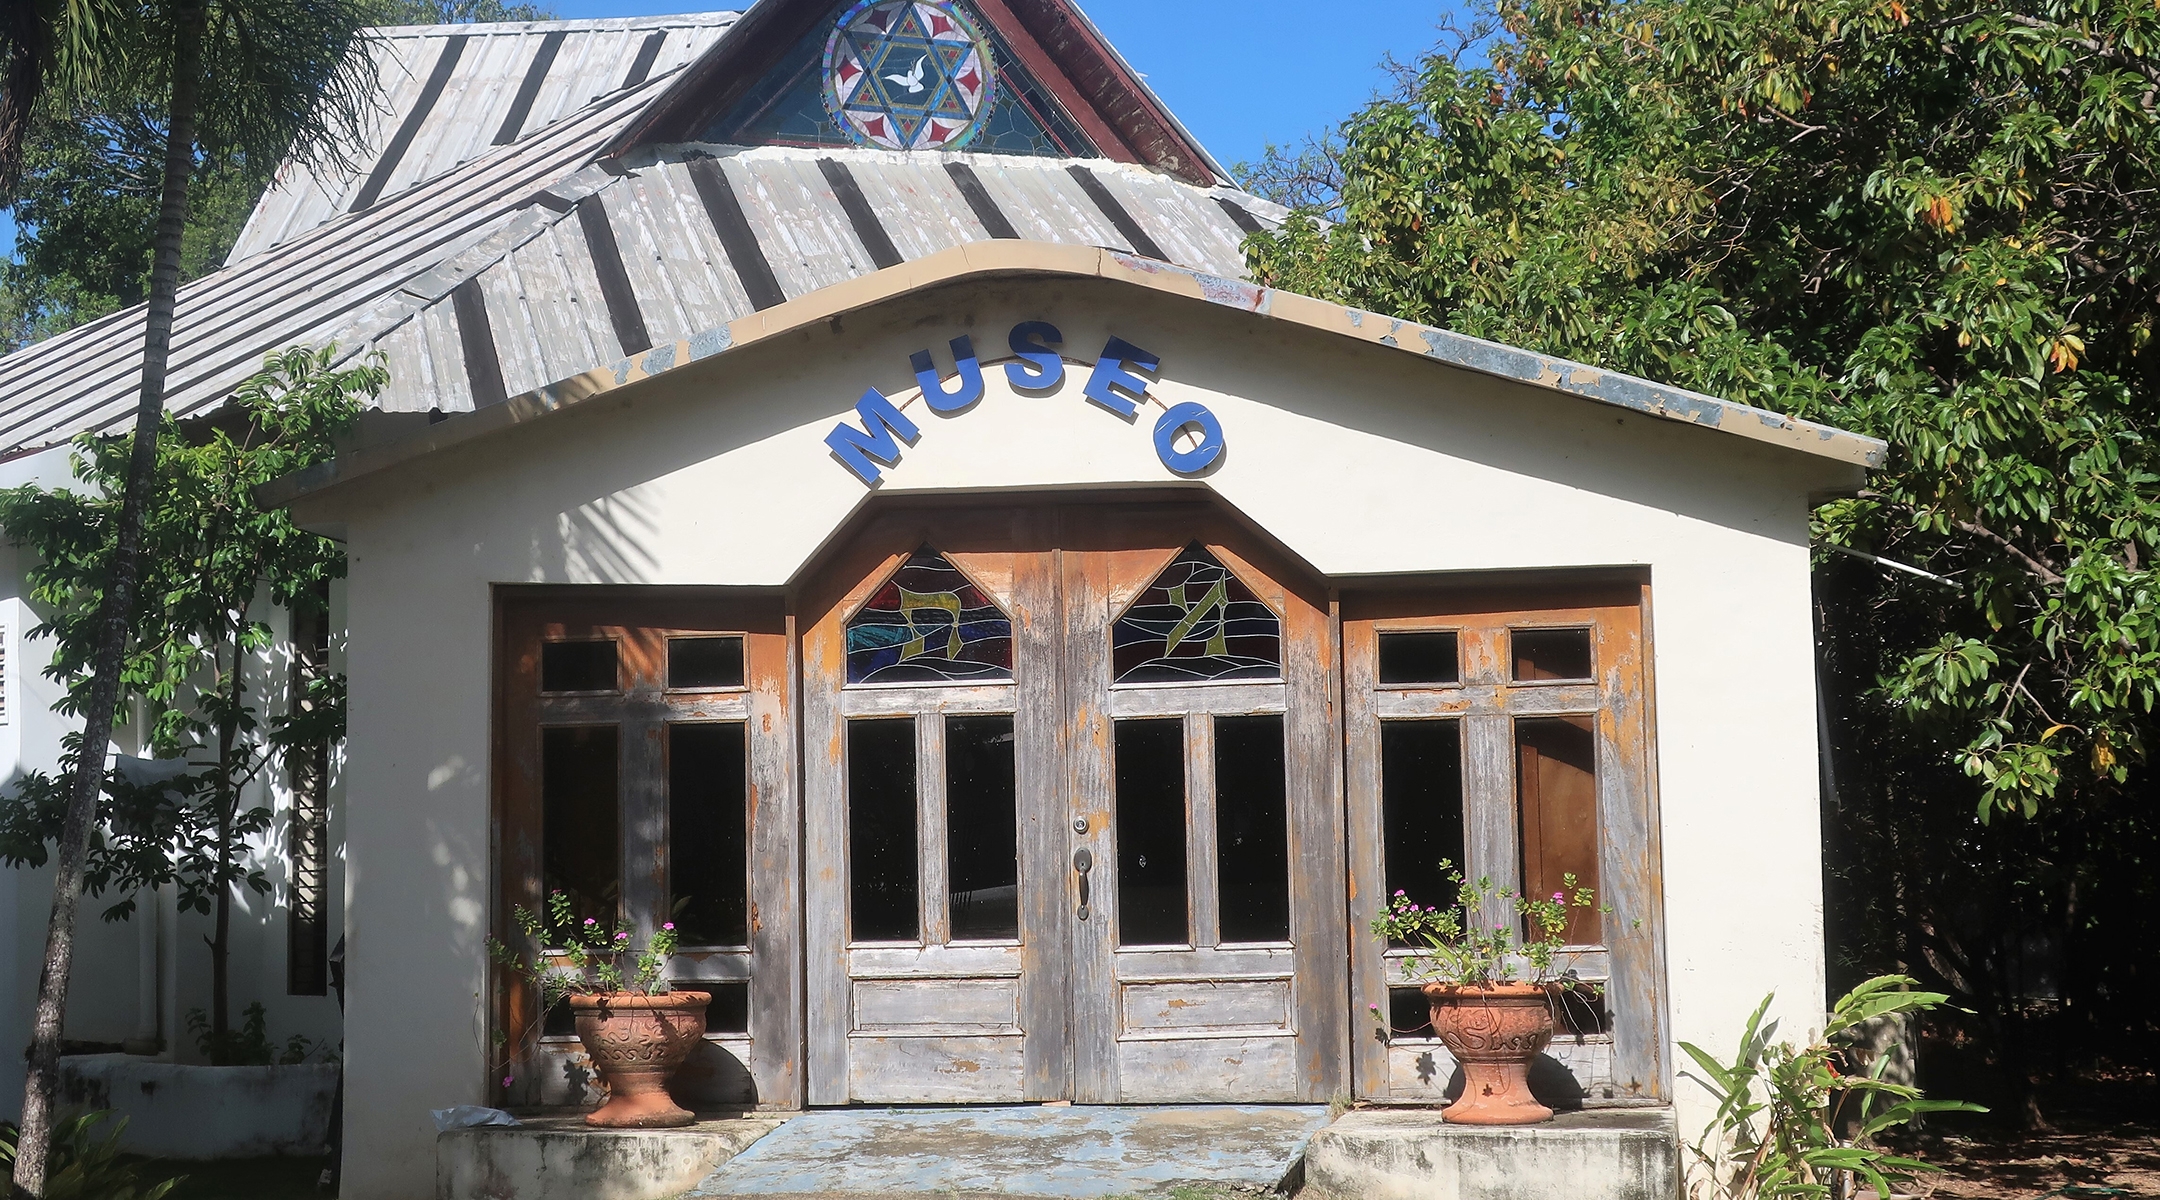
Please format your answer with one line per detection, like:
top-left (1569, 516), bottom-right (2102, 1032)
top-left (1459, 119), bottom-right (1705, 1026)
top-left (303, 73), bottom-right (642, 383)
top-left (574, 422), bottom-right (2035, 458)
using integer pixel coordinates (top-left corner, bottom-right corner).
top-left (1300, 1107), bottom-right (1680, 1200)
top-left (689, 1105), bottom-right (1333, 1199)
top-left (436, 1113), bottom-right (785, 1200)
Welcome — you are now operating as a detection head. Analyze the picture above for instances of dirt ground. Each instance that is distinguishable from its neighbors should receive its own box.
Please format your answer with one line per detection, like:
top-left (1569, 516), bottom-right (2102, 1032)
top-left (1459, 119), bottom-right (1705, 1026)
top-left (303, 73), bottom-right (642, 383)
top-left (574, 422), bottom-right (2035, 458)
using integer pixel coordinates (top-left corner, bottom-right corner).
top-left (1898, 1075), bottom-right (2160, 1199)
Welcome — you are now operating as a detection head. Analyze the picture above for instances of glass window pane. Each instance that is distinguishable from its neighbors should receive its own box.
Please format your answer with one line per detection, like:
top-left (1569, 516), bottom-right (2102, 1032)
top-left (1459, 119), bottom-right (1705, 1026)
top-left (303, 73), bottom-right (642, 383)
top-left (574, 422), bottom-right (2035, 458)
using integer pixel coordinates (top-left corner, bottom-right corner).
top-left (1114, 719), bottom-right (1188, 946)
top-left (541, 640), bottom-right (618, 692)
top-left (1517, 716), bottom-right (1602, 944)
top-left (1512, 628), bottom-right (1593, 682)
top-left (542, 726), bottom-right (618, 928)
top-left (847, 549), bottom-right (1013, 685)
top-left (669, 724), bottom-right (748, 946)
top-left (692, 980), bottom-right (751, 1035)
top-left (1388, 986), bottom-right (1434, 1038)
top-left (1555, 985), bottom-right (1611, 1036)
top-left (1378, 631), bottom-right (1460, 685)
top-left (1215, 715), bottom-right (1289, 943)
top-left (1113, 545), bottom-right (1282, 685)
top-left (1382, 720), bottom-right (1465, 939)
top-left (849, 719), bottom-right (920, 943)
top-left (669, 637), bottom-right (745, 690)
top-left (946, 715), bottom-right (1019, 942)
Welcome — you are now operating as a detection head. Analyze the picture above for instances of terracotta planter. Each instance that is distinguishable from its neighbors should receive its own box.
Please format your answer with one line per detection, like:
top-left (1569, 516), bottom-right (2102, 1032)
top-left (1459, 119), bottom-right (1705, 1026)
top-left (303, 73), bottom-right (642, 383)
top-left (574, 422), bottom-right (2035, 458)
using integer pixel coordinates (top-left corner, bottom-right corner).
top-left (1424, 981), bottom-right (1557, 1125)
top-left (569, 991), bottom-right (710, 1128)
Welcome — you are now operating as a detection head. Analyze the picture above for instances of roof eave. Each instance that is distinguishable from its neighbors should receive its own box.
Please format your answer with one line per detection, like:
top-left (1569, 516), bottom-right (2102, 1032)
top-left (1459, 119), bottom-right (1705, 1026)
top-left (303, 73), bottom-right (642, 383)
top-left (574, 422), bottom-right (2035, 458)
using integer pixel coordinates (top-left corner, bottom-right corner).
top-left (259, 240), bottom-right (1885, 510)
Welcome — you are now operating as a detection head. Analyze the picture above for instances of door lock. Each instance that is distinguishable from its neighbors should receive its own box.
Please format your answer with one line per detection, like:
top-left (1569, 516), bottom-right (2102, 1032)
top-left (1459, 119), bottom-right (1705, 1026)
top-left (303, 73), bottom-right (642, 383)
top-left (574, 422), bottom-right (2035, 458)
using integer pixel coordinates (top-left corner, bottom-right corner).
top-left (1073, 817), bottom-right (1089, 834)
top-left (1072, 847), bottom-right (1094, 921)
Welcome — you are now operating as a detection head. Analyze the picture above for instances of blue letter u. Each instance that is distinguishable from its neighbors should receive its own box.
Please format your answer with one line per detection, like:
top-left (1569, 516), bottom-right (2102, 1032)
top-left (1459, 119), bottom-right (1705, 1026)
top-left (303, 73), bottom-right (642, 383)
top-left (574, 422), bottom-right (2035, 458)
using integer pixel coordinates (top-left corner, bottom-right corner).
top-left (911, 336), bottom-right (986, 414)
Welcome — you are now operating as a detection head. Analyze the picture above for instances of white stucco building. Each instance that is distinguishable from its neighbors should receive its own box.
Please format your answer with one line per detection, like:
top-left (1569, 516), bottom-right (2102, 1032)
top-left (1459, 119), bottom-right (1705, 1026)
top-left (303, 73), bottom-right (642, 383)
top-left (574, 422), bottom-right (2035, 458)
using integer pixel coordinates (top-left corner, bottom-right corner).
top-left (0, 2), bottom-right (1883, 1197)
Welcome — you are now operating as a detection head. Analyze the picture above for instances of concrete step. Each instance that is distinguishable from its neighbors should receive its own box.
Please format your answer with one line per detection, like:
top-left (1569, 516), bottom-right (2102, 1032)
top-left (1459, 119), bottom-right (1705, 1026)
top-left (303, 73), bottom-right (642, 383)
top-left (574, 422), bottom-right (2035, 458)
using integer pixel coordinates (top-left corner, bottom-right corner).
top-left (688, 1106), bottom-right (1331, 1199)
top-left (1299, 1107), bottom-right (1680, 1200)
top-left (437, 1114), bottom-right (785, 1200)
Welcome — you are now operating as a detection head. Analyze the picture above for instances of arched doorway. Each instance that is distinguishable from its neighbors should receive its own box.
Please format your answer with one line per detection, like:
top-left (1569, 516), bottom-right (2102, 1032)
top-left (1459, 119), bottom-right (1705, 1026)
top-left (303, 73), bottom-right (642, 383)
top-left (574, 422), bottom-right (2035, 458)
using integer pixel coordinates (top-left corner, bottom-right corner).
top-left (797, 497), bottom-right (1349, 1105)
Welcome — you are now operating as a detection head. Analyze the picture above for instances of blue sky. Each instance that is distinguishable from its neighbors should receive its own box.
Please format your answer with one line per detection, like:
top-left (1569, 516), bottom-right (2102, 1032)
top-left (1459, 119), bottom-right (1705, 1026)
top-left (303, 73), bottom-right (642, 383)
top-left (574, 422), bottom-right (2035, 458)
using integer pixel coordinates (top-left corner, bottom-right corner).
top-left (2, 1), bottom-right (1452, 255)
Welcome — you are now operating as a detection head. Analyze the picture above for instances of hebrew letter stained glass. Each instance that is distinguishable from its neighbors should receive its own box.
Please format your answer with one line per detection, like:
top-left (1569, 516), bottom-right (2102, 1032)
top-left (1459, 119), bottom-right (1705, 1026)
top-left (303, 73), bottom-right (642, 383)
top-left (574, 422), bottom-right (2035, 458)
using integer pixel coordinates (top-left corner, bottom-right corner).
top-left (1112, 546), bottom-right (1282, 685)
top-left (847, 548), bottom-right (1013, 684)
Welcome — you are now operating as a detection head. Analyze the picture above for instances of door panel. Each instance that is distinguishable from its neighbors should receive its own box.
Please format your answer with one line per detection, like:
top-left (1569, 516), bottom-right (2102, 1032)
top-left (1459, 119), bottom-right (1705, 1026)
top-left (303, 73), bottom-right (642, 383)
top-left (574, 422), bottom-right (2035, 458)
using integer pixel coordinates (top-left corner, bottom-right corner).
top-left (803, 502), bottom-right (1348, 1105)
top-left (1064, 532), bottom-right (1346, 1104)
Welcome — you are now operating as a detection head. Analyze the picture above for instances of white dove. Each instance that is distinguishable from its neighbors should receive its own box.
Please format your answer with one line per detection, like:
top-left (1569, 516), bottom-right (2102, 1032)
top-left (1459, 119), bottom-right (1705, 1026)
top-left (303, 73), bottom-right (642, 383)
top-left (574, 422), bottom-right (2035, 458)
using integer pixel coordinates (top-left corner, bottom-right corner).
top-left (884, 54), bottom-right (928, 94)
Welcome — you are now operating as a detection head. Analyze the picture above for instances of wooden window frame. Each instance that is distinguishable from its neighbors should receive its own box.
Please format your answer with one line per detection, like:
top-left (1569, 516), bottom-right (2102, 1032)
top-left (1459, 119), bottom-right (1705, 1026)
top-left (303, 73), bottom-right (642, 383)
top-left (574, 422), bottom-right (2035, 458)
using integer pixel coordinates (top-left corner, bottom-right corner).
top-left (1344, 574), bottom-right (1668, 1106)
top-left (493, 588), bottom-right (801, 1111)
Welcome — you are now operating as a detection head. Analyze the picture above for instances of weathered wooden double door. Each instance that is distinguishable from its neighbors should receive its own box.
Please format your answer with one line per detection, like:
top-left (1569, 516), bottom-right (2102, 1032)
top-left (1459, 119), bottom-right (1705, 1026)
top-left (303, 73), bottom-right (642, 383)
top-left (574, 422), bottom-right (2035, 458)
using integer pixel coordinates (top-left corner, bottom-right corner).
top-left (801, 501), bottom-right (1348, 1105)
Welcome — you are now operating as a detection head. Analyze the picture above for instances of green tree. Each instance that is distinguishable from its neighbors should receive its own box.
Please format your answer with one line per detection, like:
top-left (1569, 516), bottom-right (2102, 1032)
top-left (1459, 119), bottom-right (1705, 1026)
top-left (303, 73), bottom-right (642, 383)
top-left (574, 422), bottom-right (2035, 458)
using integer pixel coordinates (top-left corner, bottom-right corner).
top-left (0, 0), bottom-right (377, 1189)
top-left (3, 0), bottom-right (557, 354)
top-left (368, 0), bottom-right (554, 22)
top-left (0, 111), bottom-right (263, 353)
top-left (0, 346), bottom-right (378, 1063)
top-left (1243, 0), bottom-right (2160, 1124)
top-left (1244, 0), bottom-right (2160, 823)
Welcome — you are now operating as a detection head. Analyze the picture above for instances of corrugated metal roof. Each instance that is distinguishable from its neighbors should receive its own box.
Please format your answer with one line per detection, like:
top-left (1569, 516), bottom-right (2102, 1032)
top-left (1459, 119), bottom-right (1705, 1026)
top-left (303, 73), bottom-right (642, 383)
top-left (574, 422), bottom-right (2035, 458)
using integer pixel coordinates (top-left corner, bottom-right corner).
top-left (0, 67), bottom-right (683, 455)
top-left (0, 126), bottom-right (1288, 455)
top-left (227, 12), bottom-right (740, 263)
top-left (360, 145), bottom-right (1283, 414)
top-left (0, 2), bottom-right (1295, 462)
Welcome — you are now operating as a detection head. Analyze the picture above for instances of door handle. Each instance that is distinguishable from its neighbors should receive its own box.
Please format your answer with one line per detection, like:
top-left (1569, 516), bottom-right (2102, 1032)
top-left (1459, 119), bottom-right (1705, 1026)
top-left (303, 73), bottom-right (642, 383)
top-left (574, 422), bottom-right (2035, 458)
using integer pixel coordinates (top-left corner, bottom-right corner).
top-left (1073, 847), bottom-right (1094, 921)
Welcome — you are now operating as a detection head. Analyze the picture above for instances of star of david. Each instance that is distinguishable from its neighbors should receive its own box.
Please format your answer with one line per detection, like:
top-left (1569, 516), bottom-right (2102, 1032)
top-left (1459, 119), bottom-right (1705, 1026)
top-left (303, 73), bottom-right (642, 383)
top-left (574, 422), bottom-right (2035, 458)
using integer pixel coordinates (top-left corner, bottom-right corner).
top-left (826, 2), bottom-right (992, 150)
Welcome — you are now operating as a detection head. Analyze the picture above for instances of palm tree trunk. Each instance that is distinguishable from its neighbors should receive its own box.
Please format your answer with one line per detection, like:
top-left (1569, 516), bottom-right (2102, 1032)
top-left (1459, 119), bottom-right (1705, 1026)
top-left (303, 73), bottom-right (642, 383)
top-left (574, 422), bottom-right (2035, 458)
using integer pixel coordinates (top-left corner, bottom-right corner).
top-left (209, 650), bottom-right (243, 1060)
top-left (10, 0), bottom-right (206, 1193)
top-left (0, 1), bottom-right (50, 193)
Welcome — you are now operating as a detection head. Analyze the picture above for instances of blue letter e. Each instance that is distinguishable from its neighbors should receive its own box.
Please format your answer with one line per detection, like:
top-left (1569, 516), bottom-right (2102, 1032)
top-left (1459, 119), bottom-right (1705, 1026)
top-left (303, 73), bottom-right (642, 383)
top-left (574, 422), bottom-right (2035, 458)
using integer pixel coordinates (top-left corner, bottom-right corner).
top-left (825, 388), bottom-right (921, 485)
top-left (1084, 336), bottom-right (1160, 418)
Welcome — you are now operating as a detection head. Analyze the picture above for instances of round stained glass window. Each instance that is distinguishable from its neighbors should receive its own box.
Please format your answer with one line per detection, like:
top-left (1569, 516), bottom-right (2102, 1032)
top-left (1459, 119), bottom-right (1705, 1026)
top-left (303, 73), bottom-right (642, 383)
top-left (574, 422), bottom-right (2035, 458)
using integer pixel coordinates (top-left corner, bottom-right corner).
top-left (823, 1), bottom-right (998, 152)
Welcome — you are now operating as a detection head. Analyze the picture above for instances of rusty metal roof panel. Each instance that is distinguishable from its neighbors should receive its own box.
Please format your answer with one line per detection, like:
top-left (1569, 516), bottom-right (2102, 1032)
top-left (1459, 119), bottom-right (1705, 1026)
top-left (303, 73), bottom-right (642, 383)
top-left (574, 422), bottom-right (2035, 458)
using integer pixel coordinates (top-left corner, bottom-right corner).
top-left (726, 154), bottom-right (882, 299)
top-left (226, 13), bottom-right (739, 264)
top-left (346, 147), bottom-right (1285, 417)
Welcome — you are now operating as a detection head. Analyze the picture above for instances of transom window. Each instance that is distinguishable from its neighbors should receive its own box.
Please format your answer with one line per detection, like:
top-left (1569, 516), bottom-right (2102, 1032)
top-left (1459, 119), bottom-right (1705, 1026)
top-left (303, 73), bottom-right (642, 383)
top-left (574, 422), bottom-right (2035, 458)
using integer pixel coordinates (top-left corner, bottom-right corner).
top-left (1112, 544), bottom-right (1282, 685)
top-left (845, 548), bottom-right (1013, 685)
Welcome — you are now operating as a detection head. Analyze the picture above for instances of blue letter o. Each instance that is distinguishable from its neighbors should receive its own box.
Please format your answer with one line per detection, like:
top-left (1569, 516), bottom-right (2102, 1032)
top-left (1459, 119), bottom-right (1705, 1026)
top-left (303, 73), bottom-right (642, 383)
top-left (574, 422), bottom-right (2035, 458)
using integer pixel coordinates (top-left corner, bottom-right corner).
top-left (1153, 402), bottom-right (1225, 475)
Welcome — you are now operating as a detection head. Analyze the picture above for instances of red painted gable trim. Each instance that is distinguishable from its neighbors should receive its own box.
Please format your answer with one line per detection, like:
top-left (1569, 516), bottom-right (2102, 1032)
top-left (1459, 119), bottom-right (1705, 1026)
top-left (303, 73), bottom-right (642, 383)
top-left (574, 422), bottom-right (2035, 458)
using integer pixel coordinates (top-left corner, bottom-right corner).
top-left (990, 0), bottom-right (1216, 185)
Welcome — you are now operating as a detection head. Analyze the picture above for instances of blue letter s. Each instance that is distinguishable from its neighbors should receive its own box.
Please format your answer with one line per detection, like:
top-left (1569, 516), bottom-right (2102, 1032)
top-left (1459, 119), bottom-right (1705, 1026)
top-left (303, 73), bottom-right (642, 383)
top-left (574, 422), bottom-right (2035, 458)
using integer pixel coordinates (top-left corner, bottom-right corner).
top-left (1006, 322), bottom-right (1065, 391)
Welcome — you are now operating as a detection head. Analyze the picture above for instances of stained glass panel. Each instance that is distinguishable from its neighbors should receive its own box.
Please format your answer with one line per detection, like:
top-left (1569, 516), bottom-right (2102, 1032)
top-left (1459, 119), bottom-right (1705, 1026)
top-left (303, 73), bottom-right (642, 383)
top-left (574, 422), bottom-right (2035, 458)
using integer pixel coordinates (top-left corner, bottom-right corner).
top-left (846, 548), bottom-right (1014, 684)
top-left (1112, 546), bottom-right (1282, 685)
top-left (699, 0), bottom-right (1096, 159)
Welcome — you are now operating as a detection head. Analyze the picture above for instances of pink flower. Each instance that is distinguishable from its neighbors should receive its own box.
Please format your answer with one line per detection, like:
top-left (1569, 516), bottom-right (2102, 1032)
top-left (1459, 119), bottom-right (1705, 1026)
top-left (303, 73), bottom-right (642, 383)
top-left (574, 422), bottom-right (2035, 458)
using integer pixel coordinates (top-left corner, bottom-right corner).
top-left (662, 923), bottom-right (675, 931)
top-left (584, 918), bottom-right (597, 926)
top-left (1394, 890), bottom-right (1406, 897)
top-left (1553, 892), bottom-right (1564, 901)
top-left (502, 1075), bottom-right (514, 1087)
top-left (615, 932), bottom-right (631, 941)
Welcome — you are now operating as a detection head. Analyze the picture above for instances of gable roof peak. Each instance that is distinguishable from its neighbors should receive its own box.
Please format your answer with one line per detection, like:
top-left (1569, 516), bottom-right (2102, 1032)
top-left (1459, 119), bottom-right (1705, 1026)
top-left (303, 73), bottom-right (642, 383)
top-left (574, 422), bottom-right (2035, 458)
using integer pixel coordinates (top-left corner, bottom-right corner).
top-left (626, 0), bottom-right (1225, 185)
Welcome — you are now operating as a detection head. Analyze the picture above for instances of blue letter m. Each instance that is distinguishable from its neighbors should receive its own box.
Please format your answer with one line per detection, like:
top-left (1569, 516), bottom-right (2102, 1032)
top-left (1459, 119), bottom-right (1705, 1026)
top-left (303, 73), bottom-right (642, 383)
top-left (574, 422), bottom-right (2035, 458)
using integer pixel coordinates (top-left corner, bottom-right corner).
top-left (825, 388), bottom-right (922, 485)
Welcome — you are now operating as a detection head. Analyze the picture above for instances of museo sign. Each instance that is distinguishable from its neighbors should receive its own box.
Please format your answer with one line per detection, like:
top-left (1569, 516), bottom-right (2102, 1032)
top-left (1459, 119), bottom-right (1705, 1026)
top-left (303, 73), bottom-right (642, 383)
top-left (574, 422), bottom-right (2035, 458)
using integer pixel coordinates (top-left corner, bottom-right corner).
top-left (824, 321), bottom-right (1227, 485)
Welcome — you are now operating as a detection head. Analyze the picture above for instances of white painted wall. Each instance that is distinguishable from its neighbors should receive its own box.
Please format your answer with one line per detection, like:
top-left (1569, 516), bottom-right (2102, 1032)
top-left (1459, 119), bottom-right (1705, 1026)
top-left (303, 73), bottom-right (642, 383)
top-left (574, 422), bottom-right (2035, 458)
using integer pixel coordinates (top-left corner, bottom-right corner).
top-left (0, 443), bottom-right (345, 1122)
top-left (304, 277), bottom-right (1855, 1200)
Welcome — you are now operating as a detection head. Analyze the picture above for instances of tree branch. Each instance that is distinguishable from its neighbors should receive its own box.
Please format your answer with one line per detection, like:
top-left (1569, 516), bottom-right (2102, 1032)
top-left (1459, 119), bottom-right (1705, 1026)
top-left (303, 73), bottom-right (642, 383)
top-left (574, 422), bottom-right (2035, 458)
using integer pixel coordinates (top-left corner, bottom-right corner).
top-left (1954, 518), bottom-right (2067, 587)
top-left (2002, 13), bottom-right (2160, 91)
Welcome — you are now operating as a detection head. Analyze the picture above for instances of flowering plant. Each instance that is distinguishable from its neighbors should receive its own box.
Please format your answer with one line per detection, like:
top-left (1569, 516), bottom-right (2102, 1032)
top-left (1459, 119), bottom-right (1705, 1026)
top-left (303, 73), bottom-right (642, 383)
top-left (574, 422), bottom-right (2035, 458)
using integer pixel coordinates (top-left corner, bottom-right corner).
top-left (1371, 859), bottom-right (1601, 988)
top-left (487, 891), bottom-right (680, 1011)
